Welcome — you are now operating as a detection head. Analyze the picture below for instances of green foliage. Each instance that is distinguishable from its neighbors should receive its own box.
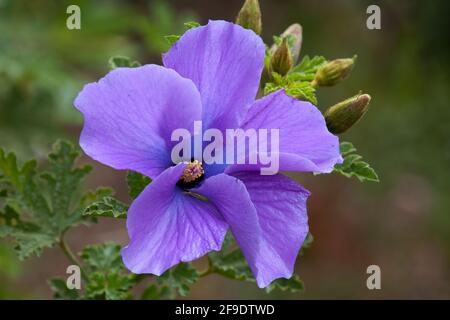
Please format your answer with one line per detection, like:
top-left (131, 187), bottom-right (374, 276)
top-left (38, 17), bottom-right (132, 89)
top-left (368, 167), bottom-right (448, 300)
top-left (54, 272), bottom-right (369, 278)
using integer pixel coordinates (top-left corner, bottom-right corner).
top-left (82, 243), bottom-right (138, 300)
top-left (265, 275), bottom-right (304, 293)
top-left (141, 284), bottom-right (172, 300)
top-left (264, 55), bottom-right (328, 104)
top-left (108, 56), bottom-right (141, 69)
top-left (299, 232), bottom-right (314, 256)
top-left (48, 278), bottom-right (80, 300)
top-left (183, 21), bottom-right (201, 30)
top-left (164, 21), bottom-right (201, 45)
top-left (0, 140), bottom-right (102, 260)
top-left (207, 233), bottom-right (306, 293)
top-left (157, 263), bottom-right (199, 298)
top-left (290, 55), bottom-right (327, 81)
top-left (81, 242), bottom-right (124, 272)
top-left (48, 243), bottom-right (140, 300)
top-left (273, 35), bottom-right (295, 48)
top-left (264, 73), bottom-right (317, 104)
top-left (164, 34), bottom-right (181, 45)
top-left (83, 196), bottom-right (128, 219)
top-left (209, 248), bottom-right (254, 282)
top-left (127, 171), bottom-right (152, 199)
top-left (85, 270), bottom-right (136, 300)
top-left (334, 142), bottom-right (379, 182)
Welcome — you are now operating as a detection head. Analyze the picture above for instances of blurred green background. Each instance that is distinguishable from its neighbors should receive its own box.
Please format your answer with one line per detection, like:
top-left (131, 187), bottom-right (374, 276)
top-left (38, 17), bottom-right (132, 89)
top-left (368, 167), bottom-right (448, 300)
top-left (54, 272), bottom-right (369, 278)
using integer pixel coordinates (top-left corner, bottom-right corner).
top-left (1, 0), bottom-right (449, 299)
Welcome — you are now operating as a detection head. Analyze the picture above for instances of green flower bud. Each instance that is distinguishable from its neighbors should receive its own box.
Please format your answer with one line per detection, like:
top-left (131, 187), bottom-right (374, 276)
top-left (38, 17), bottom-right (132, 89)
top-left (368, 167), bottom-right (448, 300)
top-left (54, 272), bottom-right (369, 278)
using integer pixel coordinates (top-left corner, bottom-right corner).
top-left (324, 93), bottom-right (371, 134)
top-left (312, 55), bottom-right (357, 87)
top-left (270, 23), bottom-right (303, 64)
top-left (236, 0), bottom-right (262, 35)
top-left (269, 38), bottom-right (293, 76)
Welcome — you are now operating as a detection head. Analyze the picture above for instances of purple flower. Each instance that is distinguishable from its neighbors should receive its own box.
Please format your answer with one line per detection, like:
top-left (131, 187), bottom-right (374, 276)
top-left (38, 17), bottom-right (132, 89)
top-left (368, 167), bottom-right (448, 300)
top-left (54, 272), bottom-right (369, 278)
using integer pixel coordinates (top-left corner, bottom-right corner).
top-left (74, 20), bottom-right (342, 288)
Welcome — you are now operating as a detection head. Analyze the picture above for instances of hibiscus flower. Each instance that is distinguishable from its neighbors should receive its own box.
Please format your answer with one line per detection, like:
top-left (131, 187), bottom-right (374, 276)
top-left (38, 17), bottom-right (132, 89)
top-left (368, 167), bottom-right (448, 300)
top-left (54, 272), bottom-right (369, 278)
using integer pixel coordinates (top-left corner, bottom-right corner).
top-left (74, 20), bottom-right (342, 288)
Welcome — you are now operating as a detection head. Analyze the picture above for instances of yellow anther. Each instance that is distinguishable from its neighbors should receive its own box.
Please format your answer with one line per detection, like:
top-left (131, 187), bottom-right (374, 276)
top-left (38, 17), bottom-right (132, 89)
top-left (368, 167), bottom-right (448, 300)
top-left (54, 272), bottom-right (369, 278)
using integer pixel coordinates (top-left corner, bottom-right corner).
top-left (180, 160), bottom-right (204, 183)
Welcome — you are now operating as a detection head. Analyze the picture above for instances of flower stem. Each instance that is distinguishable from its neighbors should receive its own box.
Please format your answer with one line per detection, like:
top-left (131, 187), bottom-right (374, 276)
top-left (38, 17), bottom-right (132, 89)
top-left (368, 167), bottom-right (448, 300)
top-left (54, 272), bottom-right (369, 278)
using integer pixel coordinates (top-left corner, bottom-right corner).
top-left (59, 233), bottom-right (88, 280)
top-left (199, 259), bottom-right (214, 277)
top-left (199, 268), bottom-right (213, 277)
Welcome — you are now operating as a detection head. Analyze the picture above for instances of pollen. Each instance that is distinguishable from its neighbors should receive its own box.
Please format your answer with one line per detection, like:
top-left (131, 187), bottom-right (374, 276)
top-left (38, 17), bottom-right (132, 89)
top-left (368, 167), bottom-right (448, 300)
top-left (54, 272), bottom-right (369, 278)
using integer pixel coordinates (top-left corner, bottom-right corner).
top-left (180, 160), bottom-right (204, 184)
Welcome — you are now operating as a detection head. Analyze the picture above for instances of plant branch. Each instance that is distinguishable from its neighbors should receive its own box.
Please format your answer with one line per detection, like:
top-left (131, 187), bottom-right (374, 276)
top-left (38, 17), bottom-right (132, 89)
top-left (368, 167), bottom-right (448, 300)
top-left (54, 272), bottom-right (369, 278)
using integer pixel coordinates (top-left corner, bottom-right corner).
top-left (59, 231), bottom-right (88, 280)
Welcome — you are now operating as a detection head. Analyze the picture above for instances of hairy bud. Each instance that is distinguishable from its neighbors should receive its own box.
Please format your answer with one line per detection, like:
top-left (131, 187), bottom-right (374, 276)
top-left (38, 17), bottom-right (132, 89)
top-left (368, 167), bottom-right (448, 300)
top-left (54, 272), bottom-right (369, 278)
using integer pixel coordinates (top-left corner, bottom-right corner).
top-left (270, 23), bottom-right (303, 64)
top-left (269, 38), bottom-right (294, 76)
top-left (313, 55), bottom-right (357, 87)
top-left (236, 0), bottom-right (262, 35)
top-left (325, 93), bottom-right (371, 134)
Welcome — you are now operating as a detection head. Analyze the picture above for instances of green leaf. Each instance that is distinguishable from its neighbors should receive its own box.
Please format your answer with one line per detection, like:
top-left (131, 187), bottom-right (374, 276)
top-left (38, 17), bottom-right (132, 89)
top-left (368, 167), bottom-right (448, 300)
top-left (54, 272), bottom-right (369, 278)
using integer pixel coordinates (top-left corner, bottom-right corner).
top-left (164, 35), bottom-right (180, 45)
top-left (141, 284), bottom-right (172, 300)
top-left (183, 21), bottom-right (200, 30)
top-left (80, 242), bottom-right (123, 273)
top-left (108, 56), bottom-right (141, 69)
top-left (209, 248), bottom-right (254, 282)
top-left (299, 232), bottom-right (314, 256)
top-left (127, 171), bottom-right (151, 199)
top-left (0, 140), bottom-right (100, 259)
top-left (290, 55), bottom-right (327, 81)
top-left (164, 21), bottom-right (200, 46)
top-left (158, 263), bottom-right (199, 298)
top-left (339, 141), bottom-right (357, 155)
top-left (263, 55), bottom-right (326, 103)
top-left (81, 243), bottom-right (138, 300)
top-left (208, 234), bottom-right (253, 282)
top-left (48, 278), bottom-right (79, 300)
top-left (264, 77), bottom-right (318, 104)
top-left (208, 233), bottom-right (308, 293)
top-left (265, 274), bottom-right (304, 293)
top-left (80, 187), bottom-right (113, 208)
top-left (83, 196), bottom-right (128, 219)
top-left (85, 271), bottom-right (135, 300)
top-left (334, 141), bottom-right (379, 182)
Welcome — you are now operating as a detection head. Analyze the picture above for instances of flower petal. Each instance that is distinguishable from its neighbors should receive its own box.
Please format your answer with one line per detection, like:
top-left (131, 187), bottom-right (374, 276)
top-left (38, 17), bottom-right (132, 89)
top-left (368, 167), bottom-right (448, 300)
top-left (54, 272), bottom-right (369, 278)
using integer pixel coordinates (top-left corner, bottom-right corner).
top-left (74, 64), bottom-right (202, 179)
top-left (231, 171), bottom-right (310, 287)
top-left (121, 163), bottom-right (228, 275)
top-left (192, 173), bottom-right (262, 281)
top-left (163, 20), bottom-right (265, 132)
top-left (194, 172), bottom-right (307, 287)
top-left (226, 90), bottom-right (342, 175)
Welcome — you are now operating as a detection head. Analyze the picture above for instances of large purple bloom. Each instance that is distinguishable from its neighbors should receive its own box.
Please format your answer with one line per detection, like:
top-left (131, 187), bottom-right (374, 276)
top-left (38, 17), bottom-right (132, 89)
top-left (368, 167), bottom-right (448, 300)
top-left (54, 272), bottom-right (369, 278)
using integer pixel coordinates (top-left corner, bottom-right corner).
top-left (74, 20), bottom-right (342, 288)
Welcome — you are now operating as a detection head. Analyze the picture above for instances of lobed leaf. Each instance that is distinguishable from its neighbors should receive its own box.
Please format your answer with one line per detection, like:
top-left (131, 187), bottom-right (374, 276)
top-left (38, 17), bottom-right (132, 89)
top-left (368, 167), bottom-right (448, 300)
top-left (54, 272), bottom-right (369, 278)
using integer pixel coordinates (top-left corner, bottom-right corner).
top-left (48, 278), bottom-right (80, 300)
top-left (164, 21), bottom-right (201, 46)
top-left (157, 263), bottom-right (199, 298)
top-left (265, 275), bottom-right (304, 293)
top-left (141, 284), bottom-right (172, 300)
top-left (0, 140), bottom-right (105, 259)
top-left (80, 243), bottom-right (140, 300)
top-left (83, 196), bottom-right (128, 219)
top-left (334, 141), bottom-right (379, 182)
top-left (126, 171), bottom-right (151, 199)
top-left (108, 56), bottom-right (141, 69)
top-left (290, 55), bottom-right (327, 81)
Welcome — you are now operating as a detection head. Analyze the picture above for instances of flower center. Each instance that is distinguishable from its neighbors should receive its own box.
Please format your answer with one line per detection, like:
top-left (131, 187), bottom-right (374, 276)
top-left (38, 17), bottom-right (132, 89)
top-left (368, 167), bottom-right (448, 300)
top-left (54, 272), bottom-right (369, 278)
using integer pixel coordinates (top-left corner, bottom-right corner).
top-left (178, 160), bottom-right (204, 188)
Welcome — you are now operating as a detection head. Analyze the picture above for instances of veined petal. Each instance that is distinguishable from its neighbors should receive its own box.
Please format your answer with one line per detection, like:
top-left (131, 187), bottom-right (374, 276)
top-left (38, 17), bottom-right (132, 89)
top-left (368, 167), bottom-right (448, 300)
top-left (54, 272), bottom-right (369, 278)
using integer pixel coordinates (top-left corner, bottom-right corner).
top-left (122, 163), bottom-right (228, 275)
top-left (74, 64), bottom-right (202, 179)
top-left (192, 173), bottom-right (262, 281)
top-left (231, 171), bottom-right (310, 287)
top-left (194, 173), bottom-right (307, 288)
top-left (163, 20), bottom-right (265, 132)
top-left (226, 90), bottom-right (342, 175)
